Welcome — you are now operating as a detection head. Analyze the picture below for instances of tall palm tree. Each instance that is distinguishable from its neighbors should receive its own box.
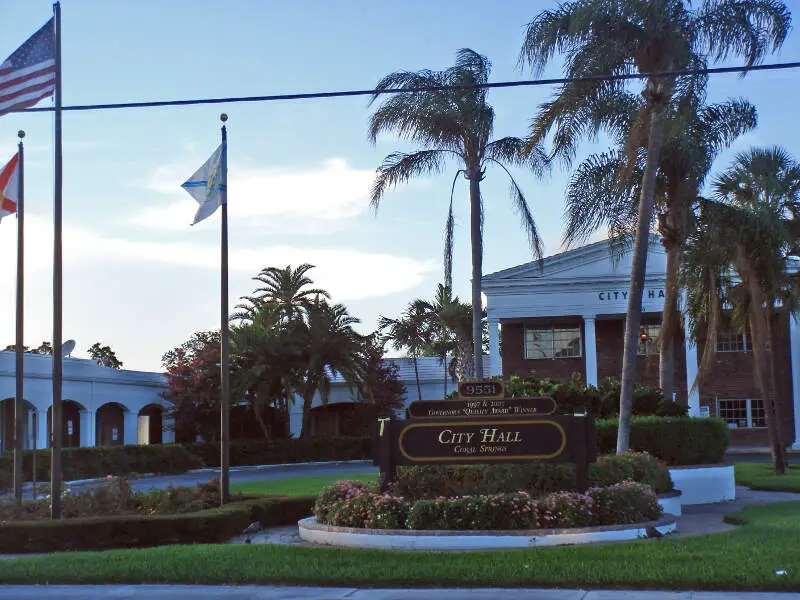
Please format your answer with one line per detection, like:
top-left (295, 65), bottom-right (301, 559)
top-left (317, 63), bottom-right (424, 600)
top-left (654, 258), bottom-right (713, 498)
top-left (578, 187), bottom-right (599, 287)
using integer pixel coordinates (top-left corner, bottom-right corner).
top-left (378, 301), bottom-right (431, 400)
top-left (520, 0), bottom-right (791, 452)
top-left (234, 264), bottom-right (329, 322)
top-left (368, 48), bottom-right (548, 379)
top-left (563, 93), bottom-right (758, 403)
top-left (297, 299), bottom-right (365, 439)
top-left (683, 146), bottom-right (800, 473)
top-left (231, 304), bottom-right (304, 440)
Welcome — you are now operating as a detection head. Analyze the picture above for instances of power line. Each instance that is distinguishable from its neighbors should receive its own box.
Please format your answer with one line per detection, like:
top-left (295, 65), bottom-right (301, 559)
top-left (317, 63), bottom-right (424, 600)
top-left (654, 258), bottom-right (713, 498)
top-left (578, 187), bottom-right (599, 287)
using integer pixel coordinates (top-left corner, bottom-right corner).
top-left (14, 60), bottom-right (800, 114)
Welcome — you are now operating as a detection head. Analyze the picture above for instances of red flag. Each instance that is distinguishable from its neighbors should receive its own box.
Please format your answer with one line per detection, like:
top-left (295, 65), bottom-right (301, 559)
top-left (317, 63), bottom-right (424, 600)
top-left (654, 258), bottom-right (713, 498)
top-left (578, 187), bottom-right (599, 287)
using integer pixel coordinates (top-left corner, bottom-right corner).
top-left (0, 152), bottom-right (20, 222)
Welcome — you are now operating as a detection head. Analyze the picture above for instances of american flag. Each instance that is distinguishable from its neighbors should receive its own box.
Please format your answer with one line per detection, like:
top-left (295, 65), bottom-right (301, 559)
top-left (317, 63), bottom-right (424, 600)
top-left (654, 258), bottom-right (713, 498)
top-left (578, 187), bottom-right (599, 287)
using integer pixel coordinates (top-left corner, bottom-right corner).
top-left (0, 18), bottom-right (56, 117)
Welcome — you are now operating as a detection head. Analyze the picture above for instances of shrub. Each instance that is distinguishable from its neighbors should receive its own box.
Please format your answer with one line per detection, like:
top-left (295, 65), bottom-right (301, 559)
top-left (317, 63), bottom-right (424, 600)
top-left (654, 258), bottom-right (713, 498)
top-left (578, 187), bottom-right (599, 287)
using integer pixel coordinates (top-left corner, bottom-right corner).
top-left (319, 485), bottom-right (654, 530)
top-left (313, 479), bottom-right (374, 523)
top-left (0, 495), bottom-right (314, 554)
top-left (596, 416), bottom-right (729, 465)
top-left (405, 499), bottom-right (443, 530)
top-left (386, 452), bottom-right (672, 499)
top-left (588, 481), bottom-right (661, 525)
top-left (539, 491), bottom-right (595, 528)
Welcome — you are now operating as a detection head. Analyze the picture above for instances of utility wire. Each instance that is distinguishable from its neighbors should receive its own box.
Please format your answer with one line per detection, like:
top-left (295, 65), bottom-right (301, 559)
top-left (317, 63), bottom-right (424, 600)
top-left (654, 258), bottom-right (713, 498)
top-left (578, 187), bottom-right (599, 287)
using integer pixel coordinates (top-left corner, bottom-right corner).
top-left (14, 60), bottom-right (800, 114)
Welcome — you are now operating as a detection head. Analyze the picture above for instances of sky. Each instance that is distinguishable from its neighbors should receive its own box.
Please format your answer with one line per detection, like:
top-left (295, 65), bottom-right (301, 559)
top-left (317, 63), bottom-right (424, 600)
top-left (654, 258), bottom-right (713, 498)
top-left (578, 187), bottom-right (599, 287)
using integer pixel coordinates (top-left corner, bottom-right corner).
top-left (0, 0), bottom-right (799, 373)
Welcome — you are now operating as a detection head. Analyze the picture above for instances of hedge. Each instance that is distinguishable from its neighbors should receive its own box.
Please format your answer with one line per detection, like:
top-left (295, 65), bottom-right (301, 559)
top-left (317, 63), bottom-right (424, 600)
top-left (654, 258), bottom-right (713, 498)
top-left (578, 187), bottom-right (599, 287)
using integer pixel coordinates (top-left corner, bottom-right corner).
top-left (0, 494), bottom-right (315, 554)
top-left (0, 418), bottom-right (727, 489)
top-left (596, 416), bottom-right (730, 465)
top-left (0, 437), bottom-right (372, 485)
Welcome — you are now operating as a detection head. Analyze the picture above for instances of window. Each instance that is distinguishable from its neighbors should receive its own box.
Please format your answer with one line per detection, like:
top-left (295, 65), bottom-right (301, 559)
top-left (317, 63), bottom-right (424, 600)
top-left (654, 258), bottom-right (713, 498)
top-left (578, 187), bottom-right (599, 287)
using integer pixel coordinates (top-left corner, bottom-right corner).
top-left (525, 326), bottom-right (582, 359)
top-left (715, 329), bottom-right (752, 353)
top-left (638, 322), bottom-right (661, 356)
top-left (717, 398), bottom-right (766, 428)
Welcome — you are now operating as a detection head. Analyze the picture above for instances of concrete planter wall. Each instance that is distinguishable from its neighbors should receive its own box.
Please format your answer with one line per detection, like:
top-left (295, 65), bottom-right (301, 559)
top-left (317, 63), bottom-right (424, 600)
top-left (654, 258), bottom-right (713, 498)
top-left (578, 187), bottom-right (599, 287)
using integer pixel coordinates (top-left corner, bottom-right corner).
top-left (668, 464), bottom-right (735, 505)
top-left (298, 516), bottom-right (677, 551)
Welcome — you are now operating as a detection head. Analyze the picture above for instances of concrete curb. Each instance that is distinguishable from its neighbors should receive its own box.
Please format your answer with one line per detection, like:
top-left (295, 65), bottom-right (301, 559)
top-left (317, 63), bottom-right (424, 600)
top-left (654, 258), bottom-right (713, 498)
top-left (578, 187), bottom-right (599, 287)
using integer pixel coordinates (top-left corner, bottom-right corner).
top-left (19, 459), bottom-right (374, 490)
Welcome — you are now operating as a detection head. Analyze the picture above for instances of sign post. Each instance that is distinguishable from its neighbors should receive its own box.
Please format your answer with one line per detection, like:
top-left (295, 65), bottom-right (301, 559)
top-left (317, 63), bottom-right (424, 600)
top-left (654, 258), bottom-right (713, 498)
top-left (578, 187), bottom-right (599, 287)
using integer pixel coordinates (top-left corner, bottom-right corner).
top-left (374, 381), bottom-right (596, 492)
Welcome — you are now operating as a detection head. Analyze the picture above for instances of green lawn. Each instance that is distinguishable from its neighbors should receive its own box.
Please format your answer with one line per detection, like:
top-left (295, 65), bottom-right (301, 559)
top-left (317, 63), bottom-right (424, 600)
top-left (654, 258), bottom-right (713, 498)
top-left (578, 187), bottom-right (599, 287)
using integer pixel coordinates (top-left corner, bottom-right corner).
top-left (735, 462), bottom-right (800, 493)
top-left (2, 502), bottom-right (800, 590)
top-left (230, 471), bottom-right (378, 496)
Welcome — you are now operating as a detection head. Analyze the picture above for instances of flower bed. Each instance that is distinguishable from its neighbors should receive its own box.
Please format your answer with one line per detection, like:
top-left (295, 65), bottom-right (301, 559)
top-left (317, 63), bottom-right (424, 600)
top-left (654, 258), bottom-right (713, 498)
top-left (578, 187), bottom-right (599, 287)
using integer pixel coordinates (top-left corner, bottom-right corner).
top-left (313, 480), bottom-right (661, 531)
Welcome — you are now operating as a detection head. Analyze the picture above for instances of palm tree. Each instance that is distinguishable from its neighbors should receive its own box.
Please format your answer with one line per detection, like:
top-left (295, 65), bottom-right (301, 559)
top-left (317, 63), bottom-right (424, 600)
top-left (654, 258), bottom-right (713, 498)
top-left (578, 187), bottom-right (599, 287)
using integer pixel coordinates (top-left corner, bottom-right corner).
top-left (683, 146), bottom-right (800, 473)
top-left (297, 299), bottom-right (365, 439)
top-left (368, 48), bottom-right (548, 379)
top-left (563, 93), bottom-right (758, 403)
top-left (231, 304), bottom-right (304, 440)
top-left (378, 301), bottom-right (431, 400)
top-left (234, 264), bottom-right (329, 322)
top-left (520, 0), bottom-right (791, 452)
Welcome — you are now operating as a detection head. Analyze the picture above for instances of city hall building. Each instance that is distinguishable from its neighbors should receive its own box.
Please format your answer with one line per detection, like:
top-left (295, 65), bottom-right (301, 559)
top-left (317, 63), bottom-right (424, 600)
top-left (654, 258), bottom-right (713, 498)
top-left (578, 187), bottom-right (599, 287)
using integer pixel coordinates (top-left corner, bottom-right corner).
top-left (482, 237), bottom-right (800, 449)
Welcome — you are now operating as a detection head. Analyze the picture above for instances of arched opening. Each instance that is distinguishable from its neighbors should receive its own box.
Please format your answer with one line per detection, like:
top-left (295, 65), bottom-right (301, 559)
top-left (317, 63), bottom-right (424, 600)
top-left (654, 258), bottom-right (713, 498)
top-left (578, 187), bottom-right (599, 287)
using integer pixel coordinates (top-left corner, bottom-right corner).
top-left (96, 402), bottom-right (126, 446)
top-left (46, 399), bottom-right (85, 448)
top-left (138, 404), bottom-right (163, 445)
top-left (0, 398), bottom-right (35, 452)
top-left (309, 402), bottom-right (360, 438)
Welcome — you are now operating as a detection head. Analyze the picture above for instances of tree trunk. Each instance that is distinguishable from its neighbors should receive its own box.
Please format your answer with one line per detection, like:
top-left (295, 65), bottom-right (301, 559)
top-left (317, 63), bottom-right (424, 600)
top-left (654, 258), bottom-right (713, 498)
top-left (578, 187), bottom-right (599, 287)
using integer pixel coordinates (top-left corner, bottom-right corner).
top-left (617, 96), bottom-right (668, 454)
top-left (443, 357), bottom-right (448, 399)
top-left (413, 355), bottom-right (422, 400)
top-left (468, 170), bottom-right (484, 379)
top-left (739, 251), bottom-right (786, 473)
top-left (659, 241), bottom-right (680, 403)
top-left (766, 307), bottom-right (788, 473)
top-left (248, 398), bottom-right (272, 442)
top-left (299, 384), bottom-right (318, 441)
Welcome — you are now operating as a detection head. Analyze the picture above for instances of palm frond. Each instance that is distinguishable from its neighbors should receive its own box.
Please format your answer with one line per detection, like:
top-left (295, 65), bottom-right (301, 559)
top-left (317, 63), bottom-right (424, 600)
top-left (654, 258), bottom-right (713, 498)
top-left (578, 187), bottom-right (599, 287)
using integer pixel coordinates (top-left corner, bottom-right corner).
top-left (487, 158), bottom-right (544, 268)
top-left (370, 149), bottom-right (457, 210)
top-left (696, 0), bottom-right (792, 68)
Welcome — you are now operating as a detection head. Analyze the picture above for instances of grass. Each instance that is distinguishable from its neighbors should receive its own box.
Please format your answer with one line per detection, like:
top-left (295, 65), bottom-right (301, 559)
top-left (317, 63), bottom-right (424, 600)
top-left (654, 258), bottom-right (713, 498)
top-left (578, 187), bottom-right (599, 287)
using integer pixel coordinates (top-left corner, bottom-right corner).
top-left (735, 463), bottom-right (800, 493)
top-left (230, 471), bottom-right (378, 496)
top-left (1, 502), bottom-right (800, 589)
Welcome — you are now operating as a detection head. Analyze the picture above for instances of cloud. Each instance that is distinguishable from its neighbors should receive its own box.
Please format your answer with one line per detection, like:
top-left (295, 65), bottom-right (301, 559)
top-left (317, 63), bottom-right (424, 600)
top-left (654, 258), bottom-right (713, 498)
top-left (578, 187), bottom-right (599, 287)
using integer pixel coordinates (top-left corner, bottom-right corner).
top-left (0, 215), bottom-right (436, 302)
top-left (128, 158), bottom-right (378, 232)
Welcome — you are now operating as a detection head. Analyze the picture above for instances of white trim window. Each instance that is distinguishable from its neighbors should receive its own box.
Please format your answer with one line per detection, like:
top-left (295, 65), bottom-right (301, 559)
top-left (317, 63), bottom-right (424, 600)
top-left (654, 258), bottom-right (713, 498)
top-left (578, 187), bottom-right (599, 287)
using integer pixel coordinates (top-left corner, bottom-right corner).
top-left (717, 398), bottom-right (766, 428)
top-left (525, 326), bottom-right (582, 359)
top-left (638, 322), bottom-right (661, 356)
top-left (715, 329), bottom-right (753, 353)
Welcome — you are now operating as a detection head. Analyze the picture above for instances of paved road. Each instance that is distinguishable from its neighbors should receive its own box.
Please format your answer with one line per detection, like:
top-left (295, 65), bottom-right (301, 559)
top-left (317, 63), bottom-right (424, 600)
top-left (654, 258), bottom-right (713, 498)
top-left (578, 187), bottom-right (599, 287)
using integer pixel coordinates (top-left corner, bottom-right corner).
top-left (0, 586), bottom-right (798, 599)
top-left (20, 461), bottom-right (377, 499)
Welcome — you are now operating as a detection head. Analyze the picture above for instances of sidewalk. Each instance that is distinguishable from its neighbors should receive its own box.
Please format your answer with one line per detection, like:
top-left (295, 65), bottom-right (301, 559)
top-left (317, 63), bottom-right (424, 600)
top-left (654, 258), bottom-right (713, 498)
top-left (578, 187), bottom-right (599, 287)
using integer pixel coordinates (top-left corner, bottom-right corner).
top-left (0, 585), bottom-right (798, 599)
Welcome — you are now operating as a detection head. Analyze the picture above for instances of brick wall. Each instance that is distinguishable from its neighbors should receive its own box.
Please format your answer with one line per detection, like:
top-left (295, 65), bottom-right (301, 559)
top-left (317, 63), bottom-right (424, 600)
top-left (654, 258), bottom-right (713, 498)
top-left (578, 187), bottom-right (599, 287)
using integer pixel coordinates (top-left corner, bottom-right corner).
top-left (500, 313), bottom-right (796, 447)
top-left (502, 317), bottom-right (689, 404)
top-left (698, 312), bottom-right (795, 445)
top-left (501, 320), bottom-right (585, 383)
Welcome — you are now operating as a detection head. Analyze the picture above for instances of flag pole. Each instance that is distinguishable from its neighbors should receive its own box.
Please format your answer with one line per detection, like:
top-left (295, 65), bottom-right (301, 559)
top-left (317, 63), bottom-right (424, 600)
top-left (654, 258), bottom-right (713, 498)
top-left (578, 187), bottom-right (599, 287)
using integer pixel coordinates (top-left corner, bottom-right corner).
top-left (51, 0), bottom-right (63, 519)
top-left (219, 113), bottom-right (230, 506)
top-left (13, 130), bottom-right (25, 503)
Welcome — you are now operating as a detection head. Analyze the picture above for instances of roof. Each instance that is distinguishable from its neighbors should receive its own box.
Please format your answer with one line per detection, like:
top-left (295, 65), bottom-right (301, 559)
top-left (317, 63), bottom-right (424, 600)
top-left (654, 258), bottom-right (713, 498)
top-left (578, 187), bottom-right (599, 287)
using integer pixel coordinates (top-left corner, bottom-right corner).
top-left (482, 235), bottom-right (663, 284)
top-left (329, 355), bottom-right (491, 384)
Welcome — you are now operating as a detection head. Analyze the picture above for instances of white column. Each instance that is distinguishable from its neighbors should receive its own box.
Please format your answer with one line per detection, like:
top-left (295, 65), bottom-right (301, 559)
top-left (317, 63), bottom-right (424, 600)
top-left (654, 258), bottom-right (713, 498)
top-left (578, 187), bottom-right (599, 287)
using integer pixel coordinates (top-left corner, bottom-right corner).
top-left (789, 316), bottom-right (800, 449)
top-left (488, 318), bottom-right (502, 377)
top-left (123, 411), bottom-right (139, 446)
top-left (35, 408), bottom-right (48, 449)
top-left (583, 315), bottom-right (598, 387)
top-left (27, 408), bottom-right (35, 449)
top-left (79, 410), bottom-right (96, 447)
top-left (684, 313), bottom-right (700, 417)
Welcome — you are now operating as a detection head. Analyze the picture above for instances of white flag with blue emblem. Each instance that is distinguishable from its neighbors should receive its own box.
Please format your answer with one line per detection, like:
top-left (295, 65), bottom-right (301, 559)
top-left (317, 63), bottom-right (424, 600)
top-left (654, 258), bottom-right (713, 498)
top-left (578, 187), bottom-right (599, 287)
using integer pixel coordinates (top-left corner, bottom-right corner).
top-left (181, 144), bottom-right (225, 225)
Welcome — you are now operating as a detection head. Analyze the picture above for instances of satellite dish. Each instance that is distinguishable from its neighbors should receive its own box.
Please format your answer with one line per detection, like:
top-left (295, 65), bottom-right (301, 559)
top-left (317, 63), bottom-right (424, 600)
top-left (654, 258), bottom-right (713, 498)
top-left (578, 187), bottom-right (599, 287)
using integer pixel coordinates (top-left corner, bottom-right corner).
top-left (63, 339), bottom-right (76, 358)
